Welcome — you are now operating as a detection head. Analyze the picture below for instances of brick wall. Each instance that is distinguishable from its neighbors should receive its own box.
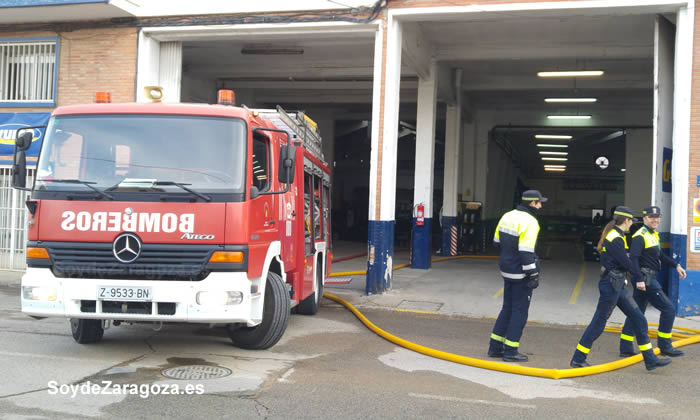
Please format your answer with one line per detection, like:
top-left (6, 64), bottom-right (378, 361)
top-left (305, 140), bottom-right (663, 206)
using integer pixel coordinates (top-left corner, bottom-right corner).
top-left (0, 27), bottom-right (138, 110)
top-left (57, 27), bottom-right (137, 105)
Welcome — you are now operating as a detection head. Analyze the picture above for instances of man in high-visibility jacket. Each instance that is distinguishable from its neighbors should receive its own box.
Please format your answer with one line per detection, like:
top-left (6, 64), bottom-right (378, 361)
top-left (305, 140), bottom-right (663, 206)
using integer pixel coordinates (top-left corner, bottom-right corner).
top-left (488, 190), bottom-right (546, 362)
top-left (619, 205), bottom-right (687, 358)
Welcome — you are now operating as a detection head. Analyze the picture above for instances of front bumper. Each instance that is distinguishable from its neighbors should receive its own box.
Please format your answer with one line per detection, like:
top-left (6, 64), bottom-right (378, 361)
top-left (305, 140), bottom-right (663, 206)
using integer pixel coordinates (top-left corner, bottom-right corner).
top-left (21, 268), bottom-right (262, 325)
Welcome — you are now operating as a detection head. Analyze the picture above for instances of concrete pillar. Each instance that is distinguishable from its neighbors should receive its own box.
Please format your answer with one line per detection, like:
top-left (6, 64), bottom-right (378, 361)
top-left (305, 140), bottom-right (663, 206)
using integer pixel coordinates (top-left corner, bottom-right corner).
top-left (474, 112), bottom-right (492, 218)
top-left (441, 93), bottom-right (461, 256)
top-left (367, 13), bottom-right (401, 294)
top-left (411, 62), bottom-right (437, 269)
top-left (653, 15), bottom-right (675, 234)
top-left (653, 15), bottom-right (675, 295)
top-left (624, 129), bottom-right (653, 212)
top-left (134, 36), bottom-right (182, 103)
top-left (136, 31), bottom-right (160, 103)
top-left (461, 121), bottom-right (476, 202)
top-left (159, 42), bottom-right (182, 103)
top-left (671, 6), bottom-right (694, 315)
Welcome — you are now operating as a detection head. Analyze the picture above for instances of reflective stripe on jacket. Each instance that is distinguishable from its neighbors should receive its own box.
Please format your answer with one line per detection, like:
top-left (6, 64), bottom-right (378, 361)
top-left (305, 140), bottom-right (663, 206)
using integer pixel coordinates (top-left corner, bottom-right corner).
top-left (630, 225), bottom-right (678, 272)
top-left (493, 205), bottom-right (540, 280)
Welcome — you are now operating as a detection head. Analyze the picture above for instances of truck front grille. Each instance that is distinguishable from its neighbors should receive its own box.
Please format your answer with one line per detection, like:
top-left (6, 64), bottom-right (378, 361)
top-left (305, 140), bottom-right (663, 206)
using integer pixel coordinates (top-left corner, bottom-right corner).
top-left (44, 242), bottom-right (215, 281)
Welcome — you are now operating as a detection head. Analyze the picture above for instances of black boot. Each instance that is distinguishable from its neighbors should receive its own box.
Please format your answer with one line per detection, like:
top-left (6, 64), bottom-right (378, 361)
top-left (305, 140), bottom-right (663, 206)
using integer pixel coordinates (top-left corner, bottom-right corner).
top-left (488, 339), bottom-right (504, 358)
top-left (503, 352), bottom-right (528, 362)
top-left (619, 339), bottom-right (637, 357)
top-left (642, 350), bottom-right (672, 371)
top-left (570, 349), bottom-right (590, 368)
top-left (658, 338), bottom-right (684, 357)
top-left (503, 345), bottom-right (528, 362)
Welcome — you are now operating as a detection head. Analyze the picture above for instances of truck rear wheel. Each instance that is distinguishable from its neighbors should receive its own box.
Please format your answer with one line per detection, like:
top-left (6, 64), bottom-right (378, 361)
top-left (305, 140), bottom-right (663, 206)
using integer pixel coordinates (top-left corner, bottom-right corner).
top-left (70, 318), bottom-right (104, 344)
top-left (228, 271), bottom-right (290, 349)
top-left (298, 262), bottom-right (323, 315)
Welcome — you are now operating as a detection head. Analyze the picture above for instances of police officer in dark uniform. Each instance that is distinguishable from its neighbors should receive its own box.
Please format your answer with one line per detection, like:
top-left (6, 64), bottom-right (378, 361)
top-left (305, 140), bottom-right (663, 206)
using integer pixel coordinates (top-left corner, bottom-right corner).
top-left (619, 205), bottom-right (687, 357)
top-left (488, 190), bottom-right (545, 362)
top-left (570, 206), bottom-right (671, 370)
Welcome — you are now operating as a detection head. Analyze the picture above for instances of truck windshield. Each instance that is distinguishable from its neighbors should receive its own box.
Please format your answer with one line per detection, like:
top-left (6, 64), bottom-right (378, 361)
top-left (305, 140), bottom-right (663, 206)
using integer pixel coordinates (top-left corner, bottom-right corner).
top-left (34, 114), bottom-right (247, 195)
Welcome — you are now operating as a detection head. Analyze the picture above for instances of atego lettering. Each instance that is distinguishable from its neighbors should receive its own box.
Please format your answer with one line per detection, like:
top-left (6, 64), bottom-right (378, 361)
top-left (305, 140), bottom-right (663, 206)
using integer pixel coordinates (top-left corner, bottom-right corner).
top-left (61, 211), bottom-right (195, 233)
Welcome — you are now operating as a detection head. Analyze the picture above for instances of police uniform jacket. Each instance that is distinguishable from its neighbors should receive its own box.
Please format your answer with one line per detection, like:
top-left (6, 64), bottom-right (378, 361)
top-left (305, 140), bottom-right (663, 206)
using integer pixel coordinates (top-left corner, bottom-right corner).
top-left (600, 226), bottom-right (641, 283)
top-left (630, 225), bottom-right (678, 272)
top-left (493, 204), bottom-right (540, 280)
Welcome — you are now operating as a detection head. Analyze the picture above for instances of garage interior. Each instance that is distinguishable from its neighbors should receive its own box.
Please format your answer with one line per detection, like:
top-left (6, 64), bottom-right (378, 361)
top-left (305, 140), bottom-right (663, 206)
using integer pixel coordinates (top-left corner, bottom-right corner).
top-left (171, 8), bottom-right (677, 286)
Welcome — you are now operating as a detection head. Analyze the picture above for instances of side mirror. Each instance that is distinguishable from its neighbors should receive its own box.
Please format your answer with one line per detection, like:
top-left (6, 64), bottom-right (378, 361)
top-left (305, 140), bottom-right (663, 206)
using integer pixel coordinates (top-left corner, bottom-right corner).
top-left (12, 150), bottom-right (27, 189)
top-left (278, 144), bottom-right (297, 184)
top-left (250, 185), bottom-right (260, 199)
top-left (15, 131), bottom-right (33, 151)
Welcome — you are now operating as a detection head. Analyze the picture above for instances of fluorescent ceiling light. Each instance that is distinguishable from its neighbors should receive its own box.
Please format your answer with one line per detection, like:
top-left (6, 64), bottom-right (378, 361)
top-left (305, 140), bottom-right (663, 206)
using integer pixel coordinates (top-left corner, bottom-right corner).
top-left (621, 169), bottom-right (626, 172)
top-left (241, 46), bottom-right (304, 55)
top-left (538, 70), bottom-right (604, 77)
top-left (535, 134), bottom-right (572, 139)
top-left (544, 165), bottom-right (566, 169)
top-left (539, 151), bottom-right (568, 156)
top-left (547, 115), bottom-right (591, 120)
top-left (545, 98), bottom-right (597, 103)
top-left (537, 143), bottom-right (569, 148)
top-left (542, 157), bottom-right (568, 161)
top-left (544, 168), bottom-right (566, 172)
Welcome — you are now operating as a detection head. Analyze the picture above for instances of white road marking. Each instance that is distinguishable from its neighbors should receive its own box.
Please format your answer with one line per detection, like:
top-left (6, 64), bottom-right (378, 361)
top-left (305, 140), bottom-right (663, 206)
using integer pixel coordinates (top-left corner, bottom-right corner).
top-left (409, 392), bottom-right (536, 409)
top-left (0, 350), bottom-right (89, 363)
top-left (278, 368), bottom-right (295, 383)
top-left (379, 348), bottom-right (661, 404)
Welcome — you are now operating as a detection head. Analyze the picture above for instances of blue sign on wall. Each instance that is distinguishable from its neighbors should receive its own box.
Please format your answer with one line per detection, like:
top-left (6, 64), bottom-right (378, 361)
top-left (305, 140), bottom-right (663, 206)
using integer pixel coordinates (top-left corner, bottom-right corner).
top-left (662, 147), bottom-right (672, 193)
top-left (0, 1), bottom-right (107, 8)
top-left (0, 112), bottom-right (50, 164)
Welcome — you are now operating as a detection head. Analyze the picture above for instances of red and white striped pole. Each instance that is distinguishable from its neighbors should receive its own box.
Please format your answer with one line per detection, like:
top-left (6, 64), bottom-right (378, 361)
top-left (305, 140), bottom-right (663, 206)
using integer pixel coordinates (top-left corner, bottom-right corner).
top-left (450, 226), bottom-right (458, 256)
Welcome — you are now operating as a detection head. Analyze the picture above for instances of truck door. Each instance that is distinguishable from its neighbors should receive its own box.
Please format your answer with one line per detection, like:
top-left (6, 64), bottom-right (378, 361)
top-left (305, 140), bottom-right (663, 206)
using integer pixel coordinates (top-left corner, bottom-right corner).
top-left (249, 132), bottom-right (276, 252)
top-left (303, 171), bottom-right (315, 294)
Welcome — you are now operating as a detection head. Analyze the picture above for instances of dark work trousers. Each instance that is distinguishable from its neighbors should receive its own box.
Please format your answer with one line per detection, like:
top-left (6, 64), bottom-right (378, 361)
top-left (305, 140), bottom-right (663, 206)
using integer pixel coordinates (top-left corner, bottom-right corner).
top-left (572, 274), bottom-right (651, 363)
top-left (620, 276), bottom-right (676, 353)
top-left (490, 278), bottom-right (533, 355)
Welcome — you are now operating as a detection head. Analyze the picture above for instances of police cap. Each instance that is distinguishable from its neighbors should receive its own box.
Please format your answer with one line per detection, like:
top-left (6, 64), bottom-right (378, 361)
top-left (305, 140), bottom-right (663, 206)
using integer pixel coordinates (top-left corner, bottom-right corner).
top-left (522, 190), bottom-right (548, 203)
top-left (642, 206), bottom-right (661, 217)
top-left (613, 206), bottom-right (638, 221)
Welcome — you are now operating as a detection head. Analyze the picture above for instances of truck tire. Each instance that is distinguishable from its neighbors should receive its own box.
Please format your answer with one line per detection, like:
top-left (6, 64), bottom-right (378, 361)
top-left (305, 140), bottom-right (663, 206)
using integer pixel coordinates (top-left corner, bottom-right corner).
top-left (228, 271), bottom-right (290, 349)
top-left (70, 318), bottom-right (104, 344)
top-left (297, 261), bottom-right (323, 315)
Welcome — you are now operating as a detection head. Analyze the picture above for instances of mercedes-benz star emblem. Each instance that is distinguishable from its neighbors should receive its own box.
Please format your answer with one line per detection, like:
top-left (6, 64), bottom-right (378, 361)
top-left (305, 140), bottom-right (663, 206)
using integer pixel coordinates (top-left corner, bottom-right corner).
top-left (113, 233), bottom-right (142, 263)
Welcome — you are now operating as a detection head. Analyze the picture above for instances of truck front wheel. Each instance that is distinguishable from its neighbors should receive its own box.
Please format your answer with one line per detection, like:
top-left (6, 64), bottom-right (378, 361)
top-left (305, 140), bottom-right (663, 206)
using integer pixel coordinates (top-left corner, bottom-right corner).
top-left (228, 271), bottom-right (290, 349)
top-left (70, 318), bottom-right (104, 344)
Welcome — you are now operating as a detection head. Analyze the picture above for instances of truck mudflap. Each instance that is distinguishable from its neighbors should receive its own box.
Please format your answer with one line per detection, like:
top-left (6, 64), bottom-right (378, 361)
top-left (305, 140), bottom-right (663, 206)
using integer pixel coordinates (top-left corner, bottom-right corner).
top-left (20, 267), bottom-right (261, 324)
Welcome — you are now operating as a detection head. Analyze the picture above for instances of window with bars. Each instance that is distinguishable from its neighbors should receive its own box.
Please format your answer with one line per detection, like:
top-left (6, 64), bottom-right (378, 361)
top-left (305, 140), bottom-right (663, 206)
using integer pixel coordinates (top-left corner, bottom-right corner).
top-left (0, 39), bottom-right (57, 105)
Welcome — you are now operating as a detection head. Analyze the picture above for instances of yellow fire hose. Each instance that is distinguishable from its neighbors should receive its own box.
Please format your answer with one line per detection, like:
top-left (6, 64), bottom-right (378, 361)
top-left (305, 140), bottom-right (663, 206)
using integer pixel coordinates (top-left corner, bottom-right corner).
top-left (325, 255), bottom-right (700, 379)
top-left (323, 292), bottom-right (700, 379)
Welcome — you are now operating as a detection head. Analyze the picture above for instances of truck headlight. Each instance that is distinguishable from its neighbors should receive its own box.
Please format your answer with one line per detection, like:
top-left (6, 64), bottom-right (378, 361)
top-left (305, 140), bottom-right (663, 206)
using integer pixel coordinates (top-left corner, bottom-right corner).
top-left (22, 286), bottom-right (57, 301)
top-left (196, 291), bottom-right (243, 306)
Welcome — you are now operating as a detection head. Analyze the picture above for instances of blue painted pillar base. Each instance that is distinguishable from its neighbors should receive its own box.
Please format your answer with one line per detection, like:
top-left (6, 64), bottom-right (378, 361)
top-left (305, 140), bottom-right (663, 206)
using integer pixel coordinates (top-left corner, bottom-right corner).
top-left (441, 216), bottom-right (457, 257)
top-left (411, 217), bottom-right (432, 269)
top-left (366, 220), bottom-right (395, 295)
top-left (673, 233), bottom-right (700, 316)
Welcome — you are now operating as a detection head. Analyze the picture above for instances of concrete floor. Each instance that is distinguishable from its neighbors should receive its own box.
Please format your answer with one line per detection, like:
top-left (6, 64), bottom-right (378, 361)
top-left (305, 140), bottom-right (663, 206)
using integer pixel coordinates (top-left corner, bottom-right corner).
top-left (327, 239), bottom-right (700, 331)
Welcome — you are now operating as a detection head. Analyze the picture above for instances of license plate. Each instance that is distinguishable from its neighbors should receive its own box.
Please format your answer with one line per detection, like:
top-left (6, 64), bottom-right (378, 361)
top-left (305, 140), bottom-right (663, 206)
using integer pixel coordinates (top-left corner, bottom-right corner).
top-left (97, 286), bottom-right (152, 302)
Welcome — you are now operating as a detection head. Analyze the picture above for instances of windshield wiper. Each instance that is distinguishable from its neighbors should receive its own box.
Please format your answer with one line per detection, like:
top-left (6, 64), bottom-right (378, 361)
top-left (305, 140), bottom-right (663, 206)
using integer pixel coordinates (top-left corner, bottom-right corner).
top-left (104, 179), bottom-right (212, 202)
top-left (43, 179), bottom-right (114, 200)
top-left (153, 181), bottom-right (212, 202)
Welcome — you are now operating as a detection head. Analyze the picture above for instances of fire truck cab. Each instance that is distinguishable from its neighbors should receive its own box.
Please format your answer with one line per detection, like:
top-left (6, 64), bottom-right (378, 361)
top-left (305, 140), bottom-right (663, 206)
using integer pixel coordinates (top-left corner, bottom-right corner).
top-left (11, 90), bottom-right (331, 349)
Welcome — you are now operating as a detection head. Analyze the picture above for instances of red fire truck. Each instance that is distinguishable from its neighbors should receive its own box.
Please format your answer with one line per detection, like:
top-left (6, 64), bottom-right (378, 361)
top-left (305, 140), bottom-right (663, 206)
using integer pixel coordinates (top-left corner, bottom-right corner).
top-left (11, 89), bottom-right (332, 349)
